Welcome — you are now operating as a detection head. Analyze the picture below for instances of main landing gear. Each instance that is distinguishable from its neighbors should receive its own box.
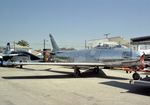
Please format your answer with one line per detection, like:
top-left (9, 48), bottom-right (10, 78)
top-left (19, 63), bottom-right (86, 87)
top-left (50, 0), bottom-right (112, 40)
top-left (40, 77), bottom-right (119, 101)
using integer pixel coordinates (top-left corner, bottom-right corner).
top-left (74, 67), bottom-right (81, 77)
top-left (0, 58), bottom-right (3, 67)
top-left (19, 60), bottom-right (23, 68)
top-left (93, 66), bottom-right (100, 74)
top-left (73, 66), bottom-right (103, 77)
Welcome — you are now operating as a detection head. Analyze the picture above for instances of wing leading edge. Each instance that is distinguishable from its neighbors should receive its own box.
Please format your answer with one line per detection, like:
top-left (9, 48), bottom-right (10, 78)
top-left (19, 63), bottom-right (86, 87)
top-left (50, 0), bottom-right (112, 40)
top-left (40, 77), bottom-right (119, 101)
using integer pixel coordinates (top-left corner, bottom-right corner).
top-left (12, 59), bottom-right (141, 68)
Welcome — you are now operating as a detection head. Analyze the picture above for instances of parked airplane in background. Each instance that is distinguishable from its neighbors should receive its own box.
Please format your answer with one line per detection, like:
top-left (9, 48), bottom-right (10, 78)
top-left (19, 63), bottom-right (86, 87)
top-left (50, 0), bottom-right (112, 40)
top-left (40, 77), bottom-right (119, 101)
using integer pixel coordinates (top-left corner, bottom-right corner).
top-left (13, 34), bottom-right (147, 80)
top-left (0, 43), bottom-right (40, 66)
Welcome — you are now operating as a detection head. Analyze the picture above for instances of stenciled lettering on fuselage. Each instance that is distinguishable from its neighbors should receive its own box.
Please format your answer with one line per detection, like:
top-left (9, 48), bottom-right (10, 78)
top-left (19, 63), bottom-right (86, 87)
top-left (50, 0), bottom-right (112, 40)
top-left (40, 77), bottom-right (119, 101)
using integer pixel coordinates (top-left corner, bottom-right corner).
top-left (122, 51), bottom-right (132, 58)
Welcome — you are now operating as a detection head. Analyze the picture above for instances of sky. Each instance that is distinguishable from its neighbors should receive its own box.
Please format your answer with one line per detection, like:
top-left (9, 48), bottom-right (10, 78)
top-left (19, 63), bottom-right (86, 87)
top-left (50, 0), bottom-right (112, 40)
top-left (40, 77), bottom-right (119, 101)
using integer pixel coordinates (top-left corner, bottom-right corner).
top-left (0, 0), bottom-right (150, 49)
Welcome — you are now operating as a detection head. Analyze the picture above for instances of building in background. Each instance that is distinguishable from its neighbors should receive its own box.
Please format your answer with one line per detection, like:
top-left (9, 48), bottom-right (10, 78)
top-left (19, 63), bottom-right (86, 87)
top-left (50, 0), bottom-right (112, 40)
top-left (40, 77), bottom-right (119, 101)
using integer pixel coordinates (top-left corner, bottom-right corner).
top-left (130, 36), bottom-right (150, 55)
top-left (87, 36), bottom-right (129, 49)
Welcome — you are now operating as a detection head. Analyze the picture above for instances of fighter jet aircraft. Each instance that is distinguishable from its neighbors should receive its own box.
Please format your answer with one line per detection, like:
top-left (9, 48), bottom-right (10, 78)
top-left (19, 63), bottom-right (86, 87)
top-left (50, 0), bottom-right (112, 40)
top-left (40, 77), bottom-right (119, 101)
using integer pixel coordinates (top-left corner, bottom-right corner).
top-left (13, 34), bottom-right (147, 80)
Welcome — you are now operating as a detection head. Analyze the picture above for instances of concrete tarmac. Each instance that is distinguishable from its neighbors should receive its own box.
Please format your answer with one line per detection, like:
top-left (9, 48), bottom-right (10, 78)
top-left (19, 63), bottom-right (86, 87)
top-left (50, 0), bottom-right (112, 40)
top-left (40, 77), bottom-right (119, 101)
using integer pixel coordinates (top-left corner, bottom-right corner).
top-left (0, 65), bottom-right (149, 105)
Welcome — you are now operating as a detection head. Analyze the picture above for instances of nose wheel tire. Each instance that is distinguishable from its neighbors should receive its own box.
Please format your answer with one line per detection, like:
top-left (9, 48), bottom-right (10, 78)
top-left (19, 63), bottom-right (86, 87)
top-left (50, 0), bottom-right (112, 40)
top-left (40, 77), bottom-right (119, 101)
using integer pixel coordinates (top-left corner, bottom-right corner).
top-left (132, 72), bottom-right (140, 80)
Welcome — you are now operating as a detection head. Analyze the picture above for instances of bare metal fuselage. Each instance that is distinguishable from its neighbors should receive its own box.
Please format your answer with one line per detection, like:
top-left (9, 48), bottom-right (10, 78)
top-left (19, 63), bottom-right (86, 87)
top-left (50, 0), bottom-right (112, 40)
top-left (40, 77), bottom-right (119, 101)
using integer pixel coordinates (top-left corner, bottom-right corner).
top-left (54, 47), bottom-right (141, 64)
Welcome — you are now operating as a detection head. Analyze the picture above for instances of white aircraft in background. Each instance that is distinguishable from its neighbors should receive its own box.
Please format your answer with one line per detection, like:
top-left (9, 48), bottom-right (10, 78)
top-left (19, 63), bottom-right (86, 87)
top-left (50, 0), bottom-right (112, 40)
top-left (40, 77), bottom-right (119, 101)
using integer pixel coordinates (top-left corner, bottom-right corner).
top-left (0, 43), bottom-right (40, 66)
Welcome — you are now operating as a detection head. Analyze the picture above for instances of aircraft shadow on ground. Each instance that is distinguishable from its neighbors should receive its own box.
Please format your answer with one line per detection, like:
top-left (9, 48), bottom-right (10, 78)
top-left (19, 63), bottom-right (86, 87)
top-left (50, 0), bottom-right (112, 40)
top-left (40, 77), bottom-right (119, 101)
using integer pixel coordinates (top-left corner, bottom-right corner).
top-left (2, 69), bottom-right (128, 80)
top-left (100, 81), bottom-right (150, 96)
top-left (2, 75), bottom-right (74, 79)
top-left (17, 67), bottom-right (52, 72)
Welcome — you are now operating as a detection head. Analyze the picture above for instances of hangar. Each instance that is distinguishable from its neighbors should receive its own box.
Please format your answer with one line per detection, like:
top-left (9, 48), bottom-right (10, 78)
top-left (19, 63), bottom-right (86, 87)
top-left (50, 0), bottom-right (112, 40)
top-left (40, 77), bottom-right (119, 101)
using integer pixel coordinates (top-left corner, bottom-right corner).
top-left (130, 36), bottom-right (150, 45)
top-left (130, 36), bottom-right (150, 54)
top-left (130, 36), bottom-right (150, 60)
top-left (87, 36), bottom-right (129, 48)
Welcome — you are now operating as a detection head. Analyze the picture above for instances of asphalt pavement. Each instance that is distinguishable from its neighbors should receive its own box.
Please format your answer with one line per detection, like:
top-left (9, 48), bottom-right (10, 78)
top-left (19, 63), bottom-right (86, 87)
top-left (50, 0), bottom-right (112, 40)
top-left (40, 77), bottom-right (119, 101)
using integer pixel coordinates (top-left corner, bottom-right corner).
top-left (0, 65), bottom-right (149, 105)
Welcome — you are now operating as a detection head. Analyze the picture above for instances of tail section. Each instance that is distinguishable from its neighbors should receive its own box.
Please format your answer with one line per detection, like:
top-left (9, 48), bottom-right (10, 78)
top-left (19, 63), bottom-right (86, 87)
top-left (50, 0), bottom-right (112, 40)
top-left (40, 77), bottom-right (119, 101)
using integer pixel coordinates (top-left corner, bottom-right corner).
top-left (4, 43), bottom-right (11, 54)
top-left (49, 34), bottom-right (60, 52)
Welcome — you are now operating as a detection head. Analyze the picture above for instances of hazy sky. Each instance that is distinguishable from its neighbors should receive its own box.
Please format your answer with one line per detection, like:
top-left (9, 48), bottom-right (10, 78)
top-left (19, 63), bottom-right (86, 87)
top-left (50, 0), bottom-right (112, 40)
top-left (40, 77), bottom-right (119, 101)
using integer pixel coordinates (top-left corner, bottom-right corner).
top-left (0, 0), bottom-right (150, 49)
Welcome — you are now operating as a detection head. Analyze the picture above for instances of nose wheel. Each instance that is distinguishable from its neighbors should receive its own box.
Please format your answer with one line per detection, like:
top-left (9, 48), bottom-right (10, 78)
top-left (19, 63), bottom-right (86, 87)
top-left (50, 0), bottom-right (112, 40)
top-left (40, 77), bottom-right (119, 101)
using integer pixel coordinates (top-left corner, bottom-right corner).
top-left (132, 72), bottom-right (140, 80)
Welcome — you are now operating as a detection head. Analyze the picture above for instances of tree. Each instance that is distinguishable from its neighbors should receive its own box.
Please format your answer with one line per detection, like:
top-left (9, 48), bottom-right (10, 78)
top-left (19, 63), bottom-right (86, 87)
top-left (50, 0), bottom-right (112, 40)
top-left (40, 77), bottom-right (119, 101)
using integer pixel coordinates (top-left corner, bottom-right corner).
top-left (17, 40), bottom-right (29, 47)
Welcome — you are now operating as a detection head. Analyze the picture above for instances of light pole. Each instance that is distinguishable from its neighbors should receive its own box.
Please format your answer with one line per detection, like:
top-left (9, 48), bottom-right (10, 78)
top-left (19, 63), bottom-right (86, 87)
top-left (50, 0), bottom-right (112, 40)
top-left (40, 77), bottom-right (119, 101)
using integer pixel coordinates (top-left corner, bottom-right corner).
top-left (104, 33), bottom-right (110, 38)
top-left (43, 39), bottom-right (48, 50)
top-left (44, 39), bottom-right (46, 50)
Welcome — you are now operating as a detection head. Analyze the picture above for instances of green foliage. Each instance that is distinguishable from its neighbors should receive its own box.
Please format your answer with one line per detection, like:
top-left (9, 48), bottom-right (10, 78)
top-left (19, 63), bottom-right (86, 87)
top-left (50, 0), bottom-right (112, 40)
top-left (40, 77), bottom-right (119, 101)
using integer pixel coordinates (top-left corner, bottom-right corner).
top-left (17, 40), bottom-right (29, 47)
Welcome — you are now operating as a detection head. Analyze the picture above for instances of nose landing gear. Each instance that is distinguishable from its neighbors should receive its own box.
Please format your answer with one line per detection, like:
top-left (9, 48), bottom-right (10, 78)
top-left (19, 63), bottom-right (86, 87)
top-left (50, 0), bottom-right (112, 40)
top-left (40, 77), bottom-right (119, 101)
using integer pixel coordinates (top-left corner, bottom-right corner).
top-left (132, 72), bottom-right (140, 80)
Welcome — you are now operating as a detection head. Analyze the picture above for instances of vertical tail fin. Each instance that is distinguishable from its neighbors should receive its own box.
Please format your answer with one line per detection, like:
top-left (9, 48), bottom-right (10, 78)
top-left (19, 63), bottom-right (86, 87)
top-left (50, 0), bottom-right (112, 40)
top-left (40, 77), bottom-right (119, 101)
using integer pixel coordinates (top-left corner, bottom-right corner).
top-left (49, 34), bottom-right (60, 52)
top-left (4, 42), bottom-right (11, 54)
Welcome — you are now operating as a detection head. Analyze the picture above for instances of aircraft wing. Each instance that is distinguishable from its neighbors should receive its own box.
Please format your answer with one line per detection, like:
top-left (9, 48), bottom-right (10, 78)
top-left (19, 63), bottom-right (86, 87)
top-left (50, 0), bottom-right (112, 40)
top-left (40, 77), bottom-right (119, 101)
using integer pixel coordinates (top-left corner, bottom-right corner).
top-left (12, 59), bottom-right (141, 68)
top-left (13, 62), bottom-right (106, 67)
top-left (3, 54), bottom-right (19, 57)
top-left (11, 60), bottom-right (147, 79)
